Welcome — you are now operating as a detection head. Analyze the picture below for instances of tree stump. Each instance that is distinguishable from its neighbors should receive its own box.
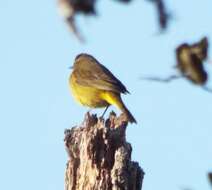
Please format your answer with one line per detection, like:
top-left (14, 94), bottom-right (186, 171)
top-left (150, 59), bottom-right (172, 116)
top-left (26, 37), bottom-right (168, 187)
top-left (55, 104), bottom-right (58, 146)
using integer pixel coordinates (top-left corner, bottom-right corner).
top-left (64, 112), bottom-right (144, 190)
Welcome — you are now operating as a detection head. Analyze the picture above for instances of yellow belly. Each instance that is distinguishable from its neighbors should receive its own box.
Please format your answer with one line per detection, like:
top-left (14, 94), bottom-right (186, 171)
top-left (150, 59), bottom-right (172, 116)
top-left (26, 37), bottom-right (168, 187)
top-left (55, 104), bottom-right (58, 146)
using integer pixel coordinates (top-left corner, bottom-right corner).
top-left (69, 72), bottom-right (136, 123)
top-left (69, 75), bottom-right (109, 108)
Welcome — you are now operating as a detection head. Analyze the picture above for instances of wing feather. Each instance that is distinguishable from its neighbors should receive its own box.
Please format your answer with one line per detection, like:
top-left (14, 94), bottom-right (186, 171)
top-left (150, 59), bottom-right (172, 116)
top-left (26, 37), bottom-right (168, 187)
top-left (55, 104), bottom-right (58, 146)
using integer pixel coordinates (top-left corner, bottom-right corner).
top-left (74, 58), bottom-right (129, 94)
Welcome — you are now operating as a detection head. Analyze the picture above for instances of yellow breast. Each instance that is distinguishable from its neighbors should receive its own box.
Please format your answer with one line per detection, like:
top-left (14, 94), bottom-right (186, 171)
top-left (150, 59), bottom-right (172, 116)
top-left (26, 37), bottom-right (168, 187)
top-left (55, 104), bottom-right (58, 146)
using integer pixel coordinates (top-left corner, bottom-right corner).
top-left (69, 74), bottom-right (109, 108)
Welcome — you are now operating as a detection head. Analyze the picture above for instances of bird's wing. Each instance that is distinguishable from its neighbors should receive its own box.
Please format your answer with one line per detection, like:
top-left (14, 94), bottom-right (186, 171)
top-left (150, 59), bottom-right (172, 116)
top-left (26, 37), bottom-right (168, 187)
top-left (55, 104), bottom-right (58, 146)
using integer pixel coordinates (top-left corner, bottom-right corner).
top-left (74, 60), bottom-right (129, 94)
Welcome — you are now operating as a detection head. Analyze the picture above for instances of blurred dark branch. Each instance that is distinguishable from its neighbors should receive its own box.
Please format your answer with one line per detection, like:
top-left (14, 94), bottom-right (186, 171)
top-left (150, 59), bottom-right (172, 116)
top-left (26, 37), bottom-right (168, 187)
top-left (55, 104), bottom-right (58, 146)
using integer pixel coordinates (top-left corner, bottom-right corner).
top-left (176, 37), bottom-right (209, 86)
top-left (208, 172), bottom-right (212, 187)
top-left (58, 0), bottom-right (96, 42)
top-left (147, 0), bottom-right (171, 31)
top-left (140, 37), bottom-right (212, 93)
top-left (140, 74), bottom-right (182, 83)
top-left (58, 0), bottom-right (173, 41)
top-left (113, 0), bottom-right (132, 3)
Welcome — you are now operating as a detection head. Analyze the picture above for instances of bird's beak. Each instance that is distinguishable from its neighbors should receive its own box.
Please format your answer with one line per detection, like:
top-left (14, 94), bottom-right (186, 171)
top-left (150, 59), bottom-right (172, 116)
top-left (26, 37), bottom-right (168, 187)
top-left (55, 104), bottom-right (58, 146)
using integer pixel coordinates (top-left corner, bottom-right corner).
top-left (69, 66), bottom-right (74, 69)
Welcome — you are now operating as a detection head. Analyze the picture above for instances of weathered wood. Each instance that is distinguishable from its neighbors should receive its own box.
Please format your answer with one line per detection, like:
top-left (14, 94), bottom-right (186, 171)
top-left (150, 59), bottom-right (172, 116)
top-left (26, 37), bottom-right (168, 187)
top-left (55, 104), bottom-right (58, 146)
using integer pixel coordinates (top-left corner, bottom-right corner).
top-left (64, 112), bottom-right (144, 190)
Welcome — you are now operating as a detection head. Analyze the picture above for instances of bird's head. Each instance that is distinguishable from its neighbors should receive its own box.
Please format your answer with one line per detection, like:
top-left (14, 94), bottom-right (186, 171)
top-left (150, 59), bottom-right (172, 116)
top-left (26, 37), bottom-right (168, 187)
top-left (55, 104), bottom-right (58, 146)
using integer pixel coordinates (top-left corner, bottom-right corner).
top-left (70, 53), bottom-right (97, 70)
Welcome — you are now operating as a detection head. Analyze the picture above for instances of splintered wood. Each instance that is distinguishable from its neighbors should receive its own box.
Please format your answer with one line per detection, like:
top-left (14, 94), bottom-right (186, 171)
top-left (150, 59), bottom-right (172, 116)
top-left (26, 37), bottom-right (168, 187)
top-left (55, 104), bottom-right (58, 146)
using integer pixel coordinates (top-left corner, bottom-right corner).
top-left (64, 112), bottom-right (144, 190)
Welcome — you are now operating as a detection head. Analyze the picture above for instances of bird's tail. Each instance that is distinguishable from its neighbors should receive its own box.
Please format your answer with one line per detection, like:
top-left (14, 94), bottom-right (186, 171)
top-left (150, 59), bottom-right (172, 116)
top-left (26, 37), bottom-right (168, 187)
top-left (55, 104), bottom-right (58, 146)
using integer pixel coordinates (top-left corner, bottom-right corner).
top-left (121, 103), bottom-right (137, 124)
top-left (103, 92), bottom-right (137, 124)
top-left (116, 95), bottom-right (137, 123)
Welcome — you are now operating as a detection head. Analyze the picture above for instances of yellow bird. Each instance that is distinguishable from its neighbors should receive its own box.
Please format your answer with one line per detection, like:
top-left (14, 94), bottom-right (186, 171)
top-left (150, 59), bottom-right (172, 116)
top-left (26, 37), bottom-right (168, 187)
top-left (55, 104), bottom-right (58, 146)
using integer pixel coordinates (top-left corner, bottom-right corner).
top-left (69, 53), bottom-right (136, 123)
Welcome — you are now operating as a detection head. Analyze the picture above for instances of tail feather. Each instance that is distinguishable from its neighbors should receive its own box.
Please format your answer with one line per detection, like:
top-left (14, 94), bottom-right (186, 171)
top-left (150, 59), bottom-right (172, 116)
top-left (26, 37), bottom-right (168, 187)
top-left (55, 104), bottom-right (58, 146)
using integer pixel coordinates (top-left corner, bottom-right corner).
top-left (102, 92), bottom-right (137, 124)
top-left (122, 105), bottom-right (137, 124)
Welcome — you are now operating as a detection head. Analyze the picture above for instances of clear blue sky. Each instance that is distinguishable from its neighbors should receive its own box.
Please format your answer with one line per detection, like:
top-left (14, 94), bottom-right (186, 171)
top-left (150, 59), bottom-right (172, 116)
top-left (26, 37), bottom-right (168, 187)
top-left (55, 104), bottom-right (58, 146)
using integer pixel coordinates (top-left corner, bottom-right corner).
top-left (0, 0), bottom-right (212, 190)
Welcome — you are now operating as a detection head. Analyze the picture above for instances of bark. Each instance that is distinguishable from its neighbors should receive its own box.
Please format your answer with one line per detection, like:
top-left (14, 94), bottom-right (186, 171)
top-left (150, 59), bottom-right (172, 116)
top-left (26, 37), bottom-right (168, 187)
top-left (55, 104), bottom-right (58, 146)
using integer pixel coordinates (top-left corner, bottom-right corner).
top-left (64, 112), bottom-right (144, 190)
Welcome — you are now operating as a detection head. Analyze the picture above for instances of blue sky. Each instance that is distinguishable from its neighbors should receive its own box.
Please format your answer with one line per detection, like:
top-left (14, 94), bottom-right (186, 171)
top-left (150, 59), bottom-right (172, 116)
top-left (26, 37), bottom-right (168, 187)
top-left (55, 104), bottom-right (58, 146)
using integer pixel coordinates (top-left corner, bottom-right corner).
top-left (0, 0), bottom-right (212, 190)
